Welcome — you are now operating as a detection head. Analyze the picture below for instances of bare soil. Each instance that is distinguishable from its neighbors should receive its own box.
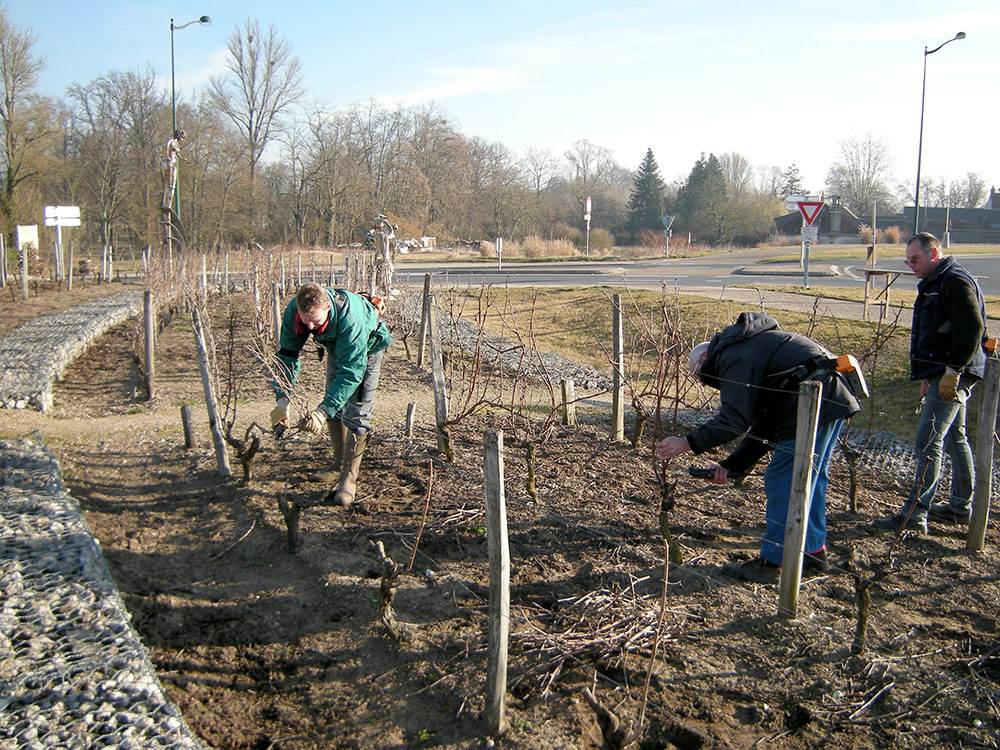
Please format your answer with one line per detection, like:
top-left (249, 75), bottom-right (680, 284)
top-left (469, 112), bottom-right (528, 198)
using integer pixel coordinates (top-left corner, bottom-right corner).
top-left (2, 282), bottom-right (998, 750)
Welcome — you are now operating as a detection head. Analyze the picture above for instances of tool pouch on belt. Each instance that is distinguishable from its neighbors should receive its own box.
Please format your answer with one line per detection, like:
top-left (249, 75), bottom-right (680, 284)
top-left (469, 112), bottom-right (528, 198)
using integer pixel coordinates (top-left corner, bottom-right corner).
top-left (773, 353), bottom-right (869, 399)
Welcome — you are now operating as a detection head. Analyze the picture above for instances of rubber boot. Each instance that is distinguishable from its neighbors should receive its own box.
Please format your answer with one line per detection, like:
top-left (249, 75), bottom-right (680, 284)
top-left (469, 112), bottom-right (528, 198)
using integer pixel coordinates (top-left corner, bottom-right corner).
top-left (328, 431), bottom-right (368, 507)
top-left (308, 418), bottom-right (347, 482)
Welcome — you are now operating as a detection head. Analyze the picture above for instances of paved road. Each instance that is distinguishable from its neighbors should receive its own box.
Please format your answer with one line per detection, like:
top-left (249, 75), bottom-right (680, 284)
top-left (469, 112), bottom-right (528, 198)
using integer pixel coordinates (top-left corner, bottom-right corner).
top-left (396, 250), bottom-right (998, 296)
top-left (393, 250), bottom-right (999, 336)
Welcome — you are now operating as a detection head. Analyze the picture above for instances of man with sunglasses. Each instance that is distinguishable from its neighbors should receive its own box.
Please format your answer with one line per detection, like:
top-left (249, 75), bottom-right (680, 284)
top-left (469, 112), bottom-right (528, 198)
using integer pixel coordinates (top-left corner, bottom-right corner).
top-left (874, 232), bottom-right (986, 533)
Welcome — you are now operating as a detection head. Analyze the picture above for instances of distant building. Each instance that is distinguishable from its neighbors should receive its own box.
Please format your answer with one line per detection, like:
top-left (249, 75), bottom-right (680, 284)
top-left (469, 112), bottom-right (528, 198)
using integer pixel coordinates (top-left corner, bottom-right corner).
top-left (774, 191), bottom-right (1000, 243)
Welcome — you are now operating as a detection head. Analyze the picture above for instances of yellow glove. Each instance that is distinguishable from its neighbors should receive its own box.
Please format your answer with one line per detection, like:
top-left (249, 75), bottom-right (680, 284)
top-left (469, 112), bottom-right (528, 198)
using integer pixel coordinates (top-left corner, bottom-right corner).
top-left (939, 369), bottom-right (960, 401)
top-left (270, 403), bottom-right (288, 429)
top-left (299, 409), bottom-right (327, 434)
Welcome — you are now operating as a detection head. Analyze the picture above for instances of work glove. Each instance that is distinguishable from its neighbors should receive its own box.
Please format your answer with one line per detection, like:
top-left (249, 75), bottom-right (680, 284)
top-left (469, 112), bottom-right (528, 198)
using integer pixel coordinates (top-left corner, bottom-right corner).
top-left (939, 368), bottom-right (960, 402)
top-left (299, 409), bottom-right (328, 434)
top-left (270, 399), bottom-right (289, 429)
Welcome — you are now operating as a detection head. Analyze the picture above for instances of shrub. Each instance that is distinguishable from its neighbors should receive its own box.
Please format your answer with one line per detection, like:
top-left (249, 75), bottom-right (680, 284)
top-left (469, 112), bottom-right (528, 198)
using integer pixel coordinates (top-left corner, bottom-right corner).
top-left (551, 221), bottom-right (583, 246)
top-left (638, 228), bottom-right (666, 250)
top-left (479, 240), bottom-right (496, 259)
top-left (882, 225), bottom-right (904, 244)
top-left (588, 228), bottom-right (615, 252)
top-left (857, 225), bottom-right (886, 244)
top-left (518, 235), bottom-right (578, 258)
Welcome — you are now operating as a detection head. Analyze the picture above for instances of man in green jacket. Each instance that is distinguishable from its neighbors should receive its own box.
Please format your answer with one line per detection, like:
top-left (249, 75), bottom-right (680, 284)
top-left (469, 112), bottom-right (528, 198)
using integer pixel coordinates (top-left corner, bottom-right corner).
top-left (270, 282), bottom-right (393, 506)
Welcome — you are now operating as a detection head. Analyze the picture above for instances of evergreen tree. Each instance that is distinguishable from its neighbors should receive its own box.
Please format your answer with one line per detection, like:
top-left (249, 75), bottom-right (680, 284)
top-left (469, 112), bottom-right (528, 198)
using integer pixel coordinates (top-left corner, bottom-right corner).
top-left (625, 148), bottom-right (666, 240)
top-left (782, 163), bottom-right (803, 196)
top-left (676, 153), bottom-right (729, 243)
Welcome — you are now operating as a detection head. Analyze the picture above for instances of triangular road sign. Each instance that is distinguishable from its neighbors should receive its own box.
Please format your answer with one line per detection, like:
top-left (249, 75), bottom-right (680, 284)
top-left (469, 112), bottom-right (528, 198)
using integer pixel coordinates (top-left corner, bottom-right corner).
top-left (797, 201), bottom-right (824, 227)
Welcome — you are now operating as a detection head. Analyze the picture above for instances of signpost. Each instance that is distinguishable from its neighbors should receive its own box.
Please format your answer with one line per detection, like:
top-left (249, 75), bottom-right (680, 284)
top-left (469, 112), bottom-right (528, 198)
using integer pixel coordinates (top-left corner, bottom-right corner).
top-left (797, 200), bottom-right (823, 289)
top-left (584, 196), bottom-right (592, 257)
top-left (44, 206), bottom-right (81, 283)
top-left (661, 215), bottom-right (675, 258)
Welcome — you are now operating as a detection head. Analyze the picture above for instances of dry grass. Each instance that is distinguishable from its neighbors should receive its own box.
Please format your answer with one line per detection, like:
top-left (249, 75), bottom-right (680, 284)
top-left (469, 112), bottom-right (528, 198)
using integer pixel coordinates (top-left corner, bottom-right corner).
top-left (445, 285), bottom-right (916, 435)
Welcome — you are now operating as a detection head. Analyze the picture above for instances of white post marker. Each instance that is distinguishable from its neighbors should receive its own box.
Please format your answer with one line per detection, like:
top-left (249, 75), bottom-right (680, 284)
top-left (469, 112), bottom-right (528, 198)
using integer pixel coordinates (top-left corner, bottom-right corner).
top-left (43, 206), bottom-right (81, 284)
top-left (585, 196), bottom-right (592, 257)
top-left (797, 201), bottom-right (823, 289)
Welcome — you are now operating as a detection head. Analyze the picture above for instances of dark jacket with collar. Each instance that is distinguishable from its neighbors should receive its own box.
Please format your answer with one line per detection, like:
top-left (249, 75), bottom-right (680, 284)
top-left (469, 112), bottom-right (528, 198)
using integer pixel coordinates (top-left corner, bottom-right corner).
top-left (686, 312), bottom-right (860, 476)
top-left (910, 255), bottom-right (986, 384)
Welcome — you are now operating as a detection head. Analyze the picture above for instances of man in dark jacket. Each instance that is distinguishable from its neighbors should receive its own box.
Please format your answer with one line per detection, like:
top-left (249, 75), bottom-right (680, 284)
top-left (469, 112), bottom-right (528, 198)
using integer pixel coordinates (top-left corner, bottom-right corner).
top-left (655, 312), bottom-right (860, 583)
top-left (874, 233), bottom-right (986, 533)
top-left (270, 282), bottom-right (393, 507)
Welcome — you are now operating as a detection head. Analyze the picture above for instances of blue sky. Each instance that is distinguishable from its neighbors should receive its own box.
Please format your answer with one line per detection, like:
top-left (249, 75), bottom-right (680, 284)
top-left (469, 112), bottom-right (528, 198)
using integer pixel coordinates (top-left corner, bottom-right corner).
top-left (10, 1), bottom-right (1000, 196)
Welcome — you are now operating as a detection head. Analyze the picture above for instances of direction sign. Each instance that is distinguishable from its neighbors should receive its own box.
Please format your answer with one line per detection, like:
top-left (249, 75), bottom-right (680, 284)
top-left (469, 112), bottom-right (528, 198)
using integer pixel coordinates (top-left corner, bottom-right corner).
top-left (797, 201), bottom-right (824, 227)
top-left (43, 205), bottom-right (81, 227)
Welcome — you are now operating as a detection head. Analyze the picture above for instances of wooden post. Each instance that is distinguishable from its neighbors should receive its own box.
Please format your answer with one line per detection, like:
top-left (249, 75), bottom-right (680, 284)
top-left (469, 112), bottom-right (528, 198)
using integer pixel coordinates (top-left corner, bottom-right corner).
top-left (67, 242), bottom-right (74, 292)
top-left (272, 282), bottom-right (282, 343)
top-left (405, 402), bottom-right (416, 438)
top-left (426, 294), bottom-right (451, 458)
top-left (611, 294), bottom-right (625, 442)
top-left (417, 273), bottom-right (432, 367)
top-left (297, 251), bottom-right (302, 286)
top-left (0, 233), bottom-right (6, 288)
top-left (224, 252), bottom-right (230, 292)
top-left (483, 429), bottom-right (510, 738)
top-left (192, 308), bottom-right (232, 477)
top-left (968, 357), bottom-right (1000, 551)
top-left (561, 378), bottom-right (577, 426)
top-left (181, 404), bottom-right (198, 449)
top-left (143, 290), bottom-right (155, 400)
top-left (280, 256), bottom-right (286, 294)
top-left (777, 380), bottom-right (822, 618)
top-left (20, 241), bottom-right (28, 300)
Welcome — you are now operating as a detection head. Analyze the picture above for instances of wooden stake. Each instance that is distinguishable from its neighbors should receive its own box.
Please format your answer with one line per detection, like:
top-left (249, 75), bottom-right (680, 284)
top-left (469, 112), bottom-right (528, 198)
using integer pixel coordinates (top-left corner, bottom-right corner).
top-left (778, 380), bottom-right (821, 618)
top-left (968, 356), bottom-right (999, 551)
top-left (561, 378), bottom-right (577, 426)
top-left (192, 308), bottom-right (232, 477)
top-left (181, 404), bottom-right (198, 449)
top-left (143, 290), bottom-right (155, 400)
top-left (417, 274), bottom-right (432, 367)
top-left (426, 295), bottom-right (451, 459)
top-left (483, 429), bottom-right (510, 738)
top-left (611, 294), bottom-right (624, 441)
top-left (405, 402), bottom-right (416, 438)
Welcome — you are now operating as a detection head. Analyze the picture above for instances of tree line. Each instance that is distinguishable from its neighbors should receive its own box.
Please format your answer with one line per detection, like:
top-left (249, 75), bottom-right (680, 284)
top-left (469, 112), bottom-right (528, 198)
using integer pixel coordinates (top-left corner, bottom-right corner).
top-left (0, 9), bottom-right (991, 255)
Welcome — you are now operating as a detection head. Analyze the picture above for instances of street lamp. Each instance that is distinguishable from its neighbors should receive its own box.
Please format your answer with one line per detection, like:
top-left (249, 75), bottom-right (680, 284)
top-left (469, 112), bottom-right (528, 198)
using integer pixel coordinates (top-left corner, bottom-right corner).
top-left (169, 14), bottom-right (211, 219)
top-left (913, 31), bottom-right (965, 236)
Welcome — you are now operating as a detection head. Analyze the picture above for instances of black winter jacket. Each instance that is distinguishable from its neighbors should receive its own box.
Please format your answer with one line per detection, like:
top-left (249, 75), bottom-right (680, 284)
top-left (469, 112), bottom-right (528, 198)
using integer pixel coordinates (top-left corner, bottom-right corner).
top-left (686, 312), bottom-right (860, 476)
top-left (910, 256), bottom-right (986, 384)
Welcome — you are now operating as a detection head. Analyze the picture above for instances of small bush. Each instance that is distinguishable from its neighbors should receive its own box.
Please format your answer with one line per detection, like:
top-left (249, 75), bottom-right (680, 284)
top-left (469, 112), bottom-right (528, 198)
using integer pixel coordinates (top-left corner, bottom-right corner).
top-left (551, 221), bottom-right (583, 245)
top-left (478, 241), bottom-right (496, 259)
top-left (639, 228), bottom-right (666, 250)
top-left (518, 236), bottom-right (578, 258)
top-left (859, 224), bottom-right (890, 244)
top-left (881, 225), bottom-right (903, 244)
top-left (588, 228), bottom-right (615, 252)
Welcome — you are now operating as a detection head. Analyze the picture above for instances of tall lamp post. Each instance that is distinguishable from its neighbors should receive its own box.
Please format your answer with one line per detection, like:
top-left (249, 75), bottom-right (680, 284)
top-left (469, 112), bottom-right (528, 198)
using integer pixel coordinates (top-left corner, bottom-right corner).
top-left (913, 31), bottom-right (965, 236)
top-left (170, 15), bottom-right (212, 220)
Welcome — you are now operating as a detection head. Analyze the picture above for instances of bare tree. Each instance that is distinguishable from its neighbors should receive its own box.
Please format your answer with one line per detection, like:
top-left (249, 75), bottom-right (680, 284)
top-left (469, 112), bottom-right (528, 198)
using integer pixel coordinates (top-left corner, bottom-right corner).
top-left (207, 17), bottom-right (304, 221)
top-left (718, 152), bottom-right (754, 197)
top-left (825, 133), bottom-right (898, 214)
top-left (0, 5), bottom-right (47, 234)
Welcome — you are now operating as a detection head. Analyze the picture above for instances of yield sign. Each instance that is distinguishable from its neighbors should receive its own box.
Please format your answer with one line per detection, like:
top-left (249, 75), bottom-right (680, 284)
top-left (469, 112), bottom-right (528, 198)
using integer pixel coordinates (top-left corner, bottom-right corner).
top-left (797, 201), bottom-right (824, 227)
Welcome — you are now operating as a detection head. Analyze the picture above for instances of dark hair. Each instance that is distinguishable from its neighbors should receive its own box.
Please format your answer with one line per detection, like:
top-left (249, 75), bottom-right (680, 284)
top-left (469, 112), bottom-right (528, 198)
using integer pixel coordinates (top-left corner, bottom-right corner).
top-left (295, 283), bottom-right (327, 313)
top-left (906, 231), bottom-right (941, 252)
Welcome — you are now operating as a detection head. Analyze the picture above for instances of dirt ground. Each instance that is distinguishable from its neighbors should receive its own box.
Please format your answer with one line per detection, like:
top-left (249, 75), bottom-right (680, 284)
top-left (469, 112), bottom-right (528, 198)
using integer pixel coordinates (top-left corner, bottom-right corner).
top-left (2, 281), bottom-right (999, 750)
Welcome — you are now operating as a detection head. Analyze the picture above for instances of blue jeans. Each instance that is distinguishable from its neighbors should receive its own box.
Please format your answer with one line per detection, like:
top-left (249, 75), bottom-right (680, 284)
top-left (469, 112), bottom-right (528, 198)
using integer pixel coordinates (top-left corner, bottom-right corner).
top-left (760, 419), bottom-right (845, 566)
top-left (325, 347), bottom-right (384, 434)
top-left (904, 375), bottom-right (975, 518)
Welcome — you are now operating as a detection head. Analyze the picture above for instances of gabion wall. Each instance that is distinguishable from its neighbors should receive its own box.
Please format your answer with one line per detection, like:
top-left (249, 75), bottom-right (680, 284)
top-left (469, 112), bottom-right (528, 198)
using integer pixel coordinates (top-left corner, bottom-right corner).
top-left (0, 291), bottom-right (142, 412)
top-left (0, 437), bottom-right (210, 749)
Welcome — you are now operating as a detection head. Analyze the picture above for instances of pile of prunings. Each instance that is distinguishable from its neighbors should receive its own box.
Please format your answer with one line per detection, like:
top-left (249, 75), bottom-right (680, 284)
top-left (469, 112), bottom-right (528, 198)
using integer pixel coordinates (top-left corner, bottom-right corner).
top-left (509, 577), bottom-right (698, 696)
